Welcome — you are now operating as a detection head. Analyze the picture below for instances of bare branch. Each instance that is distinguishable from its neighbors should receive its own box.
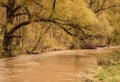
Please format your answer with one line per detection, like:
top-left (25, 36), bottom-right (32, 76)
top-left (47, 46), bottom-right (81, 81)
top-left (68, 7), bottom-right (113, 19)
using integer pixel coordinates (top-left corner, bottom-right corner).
top-left (13, 12), bottom-right (28, 17)
top-left (52, 0), bottom-right (56, 13)
top-left (24, 6), bottom-right (31, 20)
top-left (101, 0), bottom-right (106, 9)
top-left (33, 1), bottom-right (47, 10)
top-left (95, 4), bottom-right (117, 13)
top-left (49, 0), bottom-right (56, 17)
top-left (0, 2), bottom-right (9, 8)
top-left (87, 0), bottom-right (117, 14)
top-left (14, 4), bottom-right (22, 13)
top-left (60, 26), bottom-right (76, 36)
top-left (89, 0), bottom-right (97, 8)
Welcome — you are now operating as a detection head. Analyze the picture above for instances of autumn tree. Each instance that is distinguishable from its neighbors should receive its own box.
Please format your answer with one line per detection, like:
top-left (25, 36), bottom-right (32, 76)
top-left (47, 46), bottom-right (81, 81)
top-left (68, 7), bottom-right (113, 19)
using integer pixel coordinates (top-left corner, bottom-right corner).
top-left (0, 0), bottom-right (85, 57)
top-left (0, 0), bottom-right (58, 57)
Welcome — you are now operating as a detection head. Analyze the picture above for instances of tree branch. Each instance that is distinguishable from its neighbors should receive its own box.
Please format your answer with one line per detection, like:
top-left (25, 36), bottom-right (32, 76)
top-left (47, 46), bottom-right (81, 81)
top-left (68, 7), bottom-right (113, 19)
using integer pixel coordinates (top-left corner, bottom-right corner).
top-left (95, 4), bottom-right (117, 13)
top-left (33, 1), bottom-right (46, 10)
top-left (0, 2), bottom-right (9, 8)
top-left (60, 26), bottom-right (76, 36)
top-left (24, 6), bottom-right (31, 20)
top-left (13, 12), bottom-right (28, 17)
top-left (8, 17), bottom-right (85, 37)
top-left (9, 21), bottom-right (30, 34)
top-left (50, 0), bottom-right (56, 17)
top-left (14, 4), bottom-right (22, 13)
top-left (89, 0), bottom-right (97, 8)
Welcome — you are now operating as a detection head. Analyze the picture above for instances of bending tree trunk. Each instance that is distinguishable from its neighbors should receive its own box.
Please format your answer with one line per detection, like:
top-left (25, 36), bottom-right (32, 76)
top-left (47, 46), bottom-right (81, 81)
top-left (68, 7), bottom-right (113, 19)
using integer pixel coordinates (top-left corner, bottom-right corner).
top-left (2, 31), bottom-right (14, 57)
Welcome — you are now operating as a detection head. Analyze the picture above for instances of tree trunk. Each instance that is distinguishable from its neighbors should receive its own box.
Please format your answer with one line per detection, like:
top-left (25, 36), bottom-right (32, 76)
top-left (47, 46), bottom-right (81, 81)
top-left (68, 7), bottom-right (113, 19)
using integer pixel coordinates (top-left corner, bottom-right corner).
top-left (1, 0), bottom-right (15, 57)
top-left (2, 31), bottom-right (14, 57)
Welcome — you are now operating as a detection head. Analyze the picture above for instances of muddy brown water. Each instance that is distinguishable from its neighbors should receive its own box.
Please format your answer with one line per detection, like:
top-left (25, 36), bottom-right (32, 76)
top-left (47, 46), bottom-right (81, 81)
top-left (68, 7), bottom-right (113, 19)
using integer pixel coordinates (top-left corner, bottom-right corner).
top-left (0, 48), bottom-right (115, 82)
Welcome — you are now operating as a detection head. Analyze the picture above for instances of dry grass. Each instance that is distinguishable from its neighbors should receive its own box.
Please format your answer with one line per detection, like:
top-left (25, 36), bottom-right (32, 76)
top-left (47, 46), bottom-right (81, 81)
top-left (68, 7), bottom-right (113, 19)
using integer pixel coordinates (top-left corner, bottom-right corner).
top-left (96, 49), bottom-right (120, 82)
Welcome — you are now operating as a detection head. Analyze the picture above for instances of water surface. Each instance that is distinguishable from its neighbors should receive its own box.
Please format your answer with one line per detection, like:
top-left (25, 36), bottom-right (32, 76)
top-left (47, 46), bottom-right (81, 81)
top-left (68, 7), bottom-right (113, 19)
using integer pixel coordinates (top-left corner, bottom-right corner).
top-left (0, 49), bottom-right (112, 82)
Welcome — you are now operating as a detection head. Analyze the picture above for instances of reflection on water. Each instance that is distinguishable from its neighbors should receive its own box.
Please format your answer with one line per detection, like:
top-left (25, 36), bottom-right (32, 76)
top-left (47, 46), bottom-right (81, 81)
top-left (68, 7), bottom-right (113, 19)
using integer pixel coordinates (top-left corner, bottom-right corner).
top-left (0, 53), bottom-right (98, 82)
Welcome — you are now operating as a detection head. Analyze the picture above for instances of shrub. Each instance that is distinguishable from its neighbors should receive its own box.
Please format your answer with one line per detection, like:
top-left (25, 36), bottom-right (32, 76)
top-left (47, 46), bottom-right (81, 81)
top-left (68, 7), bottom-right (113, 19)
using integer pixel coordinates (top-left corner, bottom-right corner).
top-left (97, 49), bottom-right (120, 67)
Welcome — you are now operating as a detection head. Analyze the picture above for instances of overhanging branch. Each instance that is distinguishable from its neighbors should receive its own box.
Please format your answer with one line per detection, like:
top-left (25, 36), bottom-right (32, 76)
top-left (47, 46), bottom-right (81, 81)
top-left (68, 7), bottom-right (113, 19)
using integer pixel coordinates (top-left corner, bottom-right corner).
top-left (8, 17), bottom-right (85, 37)
top-left (60, 26), bottom-right (76, 36)
top-left (9, 21), bottom-right (30, 34)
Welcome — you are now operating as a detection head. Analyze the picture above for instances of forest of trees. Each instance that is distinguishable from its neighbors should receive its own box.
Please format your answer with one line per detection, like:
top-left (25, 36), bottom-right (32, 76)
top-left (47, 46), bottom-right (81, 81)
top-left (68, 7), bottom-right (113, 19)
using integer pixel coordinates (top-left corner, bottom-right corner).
top-left (0, 0), bottom-right (120, 57)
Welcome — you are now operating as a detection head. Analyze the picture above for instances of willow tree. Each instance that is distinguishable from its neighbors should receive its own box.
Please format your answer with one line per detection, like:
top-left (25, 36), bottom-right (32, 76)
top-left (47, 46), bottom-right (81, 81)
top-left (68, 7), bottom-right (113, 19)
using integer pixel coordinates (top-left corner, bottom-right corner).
top-left (0, 0), bottom-right (84, 57)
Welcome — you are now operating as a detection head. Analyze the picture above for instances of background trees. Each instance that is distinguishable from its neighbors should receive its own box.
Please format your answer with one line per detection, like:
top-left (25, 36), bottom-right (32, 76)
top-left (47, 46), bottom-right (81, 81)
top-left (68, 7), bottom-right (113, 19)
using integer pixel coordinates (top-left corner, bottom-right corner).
top-left (0, 0), bottom-right (120, 57)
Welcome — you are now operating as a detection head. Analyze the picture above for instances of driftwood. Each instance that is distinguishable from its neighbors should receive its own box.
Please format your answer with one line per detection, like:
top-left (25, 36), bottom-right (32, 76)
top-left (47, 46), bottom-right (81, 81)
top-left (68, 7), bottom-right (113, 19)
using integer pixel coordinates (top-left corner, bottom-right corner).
top-left (26, 50), bottom-right (39, 54)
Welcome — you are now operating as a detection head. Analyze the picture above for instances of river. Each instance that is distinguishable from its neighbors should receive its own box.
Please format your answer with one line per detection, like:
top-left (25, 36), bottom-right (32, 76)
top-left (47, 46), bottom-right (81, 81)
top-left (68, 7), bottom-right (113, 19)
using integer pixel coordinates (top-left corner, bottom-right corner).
top-left (0, 48), bottom-right (114, 82)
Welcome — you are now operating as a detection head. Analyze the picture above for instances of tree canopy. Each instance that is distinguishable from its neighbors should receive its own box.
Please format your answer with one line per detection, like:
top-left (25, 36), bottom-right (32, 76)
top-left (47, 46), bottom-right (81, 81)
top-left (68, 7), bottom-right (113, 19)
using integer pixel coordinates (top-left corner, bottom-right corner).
top-left (0, 0), bottom-right (120, 57)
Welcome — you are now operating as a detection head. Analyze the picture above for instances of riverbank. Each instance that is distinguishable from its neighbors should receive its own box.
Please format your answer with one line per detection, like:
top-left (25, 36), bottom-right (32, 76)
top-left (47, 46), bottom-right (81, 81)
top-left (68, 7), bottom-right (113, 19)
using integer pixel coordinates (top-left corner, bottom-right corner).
top-left (94, 49), bottom-right (120, 82)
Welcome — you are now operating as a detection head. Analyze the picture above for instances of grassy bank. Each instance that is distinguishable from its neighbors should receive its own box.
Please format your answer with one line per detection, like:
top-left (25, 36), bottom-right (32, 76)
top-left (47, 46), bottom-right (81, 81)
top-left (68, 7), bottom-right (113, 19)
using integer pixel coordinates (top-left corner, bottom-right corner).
top-left (96, 49), bottom-right (120, 82)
